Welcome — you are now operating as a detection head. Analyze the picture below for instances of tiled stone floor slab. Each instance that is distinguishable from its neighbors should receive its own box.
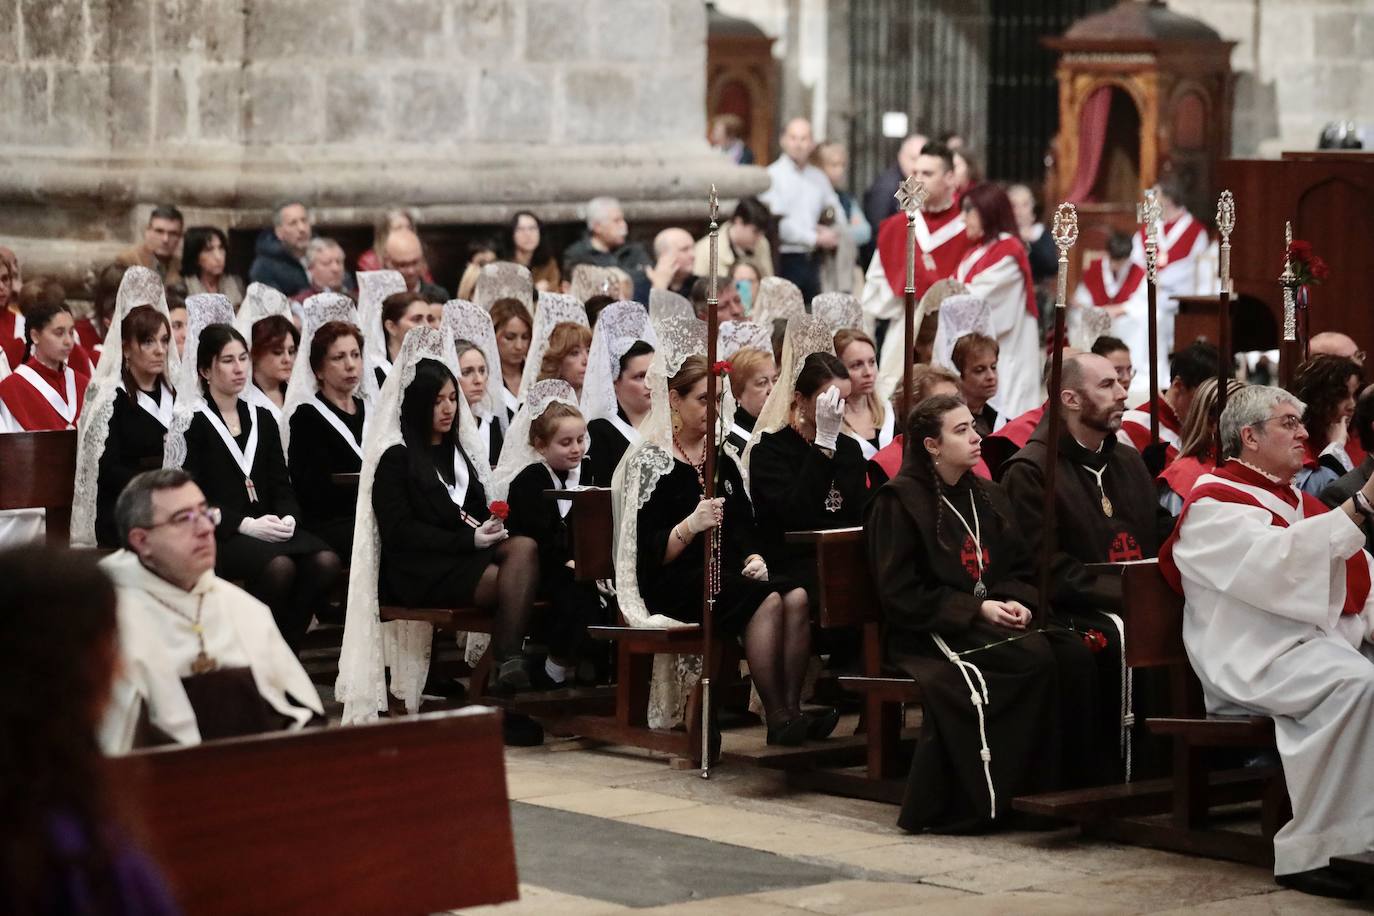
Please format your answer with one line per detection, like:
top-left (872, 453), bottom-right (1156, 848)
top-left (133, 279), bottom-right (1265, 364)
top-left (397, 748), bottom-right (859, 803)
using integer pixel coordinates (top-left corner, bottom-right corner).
top-left (749, 877), bottom-right (970, 913)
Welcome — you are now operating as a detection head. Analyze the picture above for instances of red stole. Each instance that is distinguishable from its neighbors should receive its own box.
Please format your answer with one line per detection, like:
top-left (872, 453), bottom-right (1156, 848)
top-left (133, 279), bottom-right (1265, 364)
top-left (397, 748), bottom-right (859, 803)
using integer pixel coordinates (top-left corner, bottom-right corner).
top-left (1159, 461), bottom-right (1371, 615)
top-left (1081, 259), bottom-right (1145, 306)
top-left (1138, 213), bottom-right (1208, 267)
top-left (1121, 395), bottom-right (1182, 461)
top-left (0, 308), bottom-right (22, 370)
top-left (956, 234), bottom-right (1038, 318)
top-left (1157, 454), bottom-right (1213, 500)
top-left (0, 357), bottom-right (88, 430)
top-left (874, 203), bottom-right (972, 299)
top-left (75, 318), bottom-right (106, 366)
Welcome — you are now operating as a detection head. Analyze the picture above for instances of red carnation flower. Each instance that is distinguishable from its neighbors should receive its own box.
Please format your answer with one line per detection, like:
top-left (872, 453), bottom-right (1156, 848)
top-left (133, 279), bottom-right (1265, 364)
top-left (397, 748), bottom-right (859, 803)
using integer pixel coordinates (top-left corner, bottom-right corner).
top-left (1081, 629), bottom-right (1108, 653)
top-left (1287, 239), bottom-right (1312, 260)
top-left (1310, 256), bottom-right (1330, 281)
top-left (489, 500), bottom-right (510, 521)
top-left (712, 360), bottom-right (733, 376)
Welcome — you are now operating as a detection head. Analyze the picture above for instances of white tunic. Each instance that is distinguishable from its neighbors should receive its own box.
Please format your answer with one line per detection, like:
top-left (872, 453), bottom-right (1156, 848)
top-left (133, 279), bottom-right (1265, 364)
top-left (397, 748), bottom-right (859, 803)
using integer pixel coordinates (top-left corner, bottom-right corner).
top-left (98, 550), bottom-right (324, 754)
top-left (1170, 470), bottom-right (1374, 875)
top-left (956, 243), bottom-right (1040, 419)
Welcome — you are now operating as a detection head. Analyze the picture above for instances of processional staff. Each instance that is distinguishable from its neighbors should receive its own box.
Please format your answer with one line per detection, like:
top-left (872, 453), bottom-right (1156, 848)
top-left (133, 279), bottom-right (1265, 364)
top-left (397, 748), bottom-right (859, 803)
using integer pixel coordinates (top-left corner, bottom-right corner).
top-left (701, 184), bottom-right (722, 778)
top-left (1213, 191), bottom-right (1235, 458)
top-left (894, 175), bottom-right (928, 428)
top-left (1038, 203), bottom-right (1079, 614)
top-left (1137, 189), bottom-right (1162, 447)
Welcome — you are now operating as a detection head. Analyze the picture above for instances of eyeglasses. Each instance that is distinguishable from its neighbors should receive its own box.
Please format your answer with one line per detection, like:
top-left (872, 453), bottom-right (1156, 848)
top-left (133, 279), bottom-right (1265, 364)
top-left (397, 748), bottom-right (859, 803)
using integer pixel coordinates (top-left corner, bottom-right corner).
top-left (1257, 415), bottom-right (1304, 432)
top-left (1115, 368), bottom-right (1137, 382)
top-left (143, 506), bottom-right (222, 531)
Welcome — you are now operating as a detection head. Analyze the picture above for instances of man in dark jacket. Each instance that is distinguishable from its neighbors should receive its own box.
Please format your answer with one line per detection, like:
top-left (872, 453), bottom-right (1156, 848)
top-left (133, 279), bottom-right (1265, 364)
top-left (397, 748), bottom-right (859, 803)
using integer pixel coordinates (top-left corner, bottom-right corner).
top-left (249, 201), bottom-right (313, 296)
top-left (562, 196), bottom-right (652, 279)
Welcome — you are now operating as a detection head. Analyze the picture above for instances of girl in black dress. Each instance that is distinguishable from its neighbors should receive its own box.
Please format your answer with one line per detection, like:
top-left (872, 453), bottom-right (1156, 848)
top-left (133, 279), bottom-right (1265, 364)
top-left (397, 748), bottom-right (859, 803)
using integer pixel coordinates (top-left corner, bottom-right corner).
top-left (181, 324), bottom-right (341, 651)
top-left (635, 356), bottom-right (816, 745)
top-left (247, 314), bottom-right (298, 422)
top-left (865, 394), bottom-right (1099, 832)
top-left (288, 320), bottom-right (366, 556)
top-left (505, 399), bottom-right (607, 685)
top-left (376, 292), bottom-right (430, 388)
top-left (94, 306), bottom-right (176, 547)
top-left (371, 358), bottom-right (543, 689)
top-left (585, 339), bottom-right (653, 486)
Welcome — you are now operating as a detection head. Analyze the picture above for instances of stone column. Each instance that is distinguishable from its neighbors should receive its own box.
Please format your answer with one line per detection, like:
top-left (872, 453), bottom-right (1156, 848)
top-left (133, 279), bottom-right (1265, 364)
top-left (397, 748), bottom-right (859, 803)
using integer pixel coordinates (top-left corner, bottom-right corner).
top-left (0, 0), bottom-right (768, 282)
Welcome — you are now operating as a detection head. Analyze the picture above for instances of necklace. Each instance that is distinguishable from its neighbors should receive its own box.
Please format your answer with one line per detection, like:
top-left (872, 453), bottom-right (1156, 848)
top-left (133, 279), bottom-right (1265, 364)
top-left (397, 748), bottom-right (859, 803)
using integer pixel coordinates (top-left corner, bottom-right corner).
top-left (674, 429), bottom-right (708, 491)
top-left (941, 490), bottom-right (988, 598)
top-left (147, 591), bottom-right (218, 675)
top-left (790, 421), bottom-right (843, 512)
top-left (673, 428), bottom-right (720, 597)
top-left (1082, 463), bottom-right (1113, 517)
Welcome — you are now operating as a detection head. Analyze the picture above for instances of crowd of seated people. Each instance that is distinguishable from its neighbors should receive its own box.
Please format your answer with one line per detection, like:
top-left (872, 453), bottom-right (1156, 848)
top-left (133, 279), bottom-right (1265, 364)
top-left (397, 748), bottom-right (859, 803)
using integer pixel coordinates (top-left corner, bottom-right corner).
top-left (7, 134), bottom-right (1374, 901)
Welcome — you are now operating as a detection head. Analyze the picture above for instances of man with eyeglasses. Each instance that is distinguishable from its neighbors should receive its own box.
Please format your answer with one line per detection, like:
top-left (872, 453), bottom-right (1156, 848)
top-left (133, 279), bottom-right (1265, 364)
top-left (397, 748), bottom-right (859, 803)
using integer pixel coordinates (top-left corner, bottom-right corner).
top-left (98, 468), bottom-right (322, 754)
top-left (1161, 385), bottom-right (1374, 900)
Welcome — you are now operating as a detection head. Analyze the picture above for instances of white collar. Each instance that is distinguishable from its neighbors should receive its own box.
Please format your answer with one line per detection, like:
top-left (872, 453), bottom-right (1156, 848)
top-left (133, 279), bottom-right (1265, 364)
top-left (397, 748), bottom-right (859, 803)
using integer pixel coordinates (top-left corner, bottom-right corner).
top-left (438, 444), bottom-right (470, 508)
top-left (14, 362), bottom-right (77, 426)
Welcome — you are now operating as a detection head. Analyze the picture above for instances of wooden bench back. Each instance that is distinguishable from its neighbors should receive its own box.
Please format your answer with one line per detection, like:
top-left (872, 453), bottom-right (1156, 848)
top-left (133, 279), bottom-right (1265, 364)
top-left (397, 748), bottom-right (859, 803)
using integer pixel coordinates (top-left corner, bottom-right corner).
top-left (107, 709), bottom-right (517, 916)
top-left (554, 486), bottom-right (615, 581)
top-left (1085, 560), bottom-right (1187, 669)
top-left (788, 527), bottom-right (879, 629)
top-left (0, 429), bottom-right (78, 542)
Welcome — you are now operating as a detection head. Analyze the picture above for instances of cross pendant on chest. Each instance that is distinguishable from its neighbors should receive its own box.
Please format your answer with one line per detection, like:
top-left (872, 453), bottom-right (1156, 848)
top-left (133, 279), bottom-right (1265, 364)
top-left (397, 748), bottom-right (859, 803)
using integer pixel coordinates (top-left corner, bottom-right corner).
top-left (190, 651), bottom-right (218, 675)
top-left (824, 484), bottom-right (843, 513)
top-left (245, 478), bottom-right (258, 503)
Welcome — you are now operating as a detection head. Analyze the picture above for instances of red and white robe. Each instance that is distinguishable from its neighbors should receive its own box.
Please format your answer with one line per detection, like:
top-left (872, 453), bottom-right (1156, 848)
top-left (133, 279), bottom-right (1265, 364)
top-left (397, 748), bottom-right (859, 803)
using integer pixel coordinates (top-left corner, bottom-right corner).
top-left (0, 357), bottom-right (89, 546)
top-left (955, 233), bottom-right (1039, 418)
top-left (1073, 258), bottom-right (1149, 395)
top-left (864, 204), bottom-right (972, 400)
top-left (1118, 395), bottom-right (1182, 466)
top-left (1159, 460), bottom-right (1374, 876)
top-left (0, 307), bottom-right (24, 371)
top-left (1130, 211), bottom-right (1209, 374)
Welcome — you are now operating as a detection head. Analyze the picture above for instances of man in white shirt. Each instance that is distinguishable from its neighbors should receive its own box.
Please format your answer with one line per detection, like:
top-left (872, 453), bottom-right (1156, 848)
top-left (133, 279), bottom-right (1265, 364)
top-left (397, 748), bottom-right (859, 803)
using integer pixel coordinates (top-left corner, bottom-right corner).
top-left (760, 117), bottom-right (840, 303)
top-left (1161, 385), bottom-right (1374, 899)
top-left (99, 468), bottom-right (322, 754)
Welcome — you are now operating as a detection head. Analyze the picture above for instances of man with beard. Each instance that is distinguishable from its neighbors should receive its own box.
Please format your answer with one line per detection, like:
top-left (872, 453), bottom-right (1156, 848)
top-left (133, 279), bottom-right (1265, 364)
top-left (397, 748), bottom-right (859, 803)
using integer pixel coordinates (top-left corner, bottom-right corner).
top-left (1000, 353), bottom-right (1175, 779)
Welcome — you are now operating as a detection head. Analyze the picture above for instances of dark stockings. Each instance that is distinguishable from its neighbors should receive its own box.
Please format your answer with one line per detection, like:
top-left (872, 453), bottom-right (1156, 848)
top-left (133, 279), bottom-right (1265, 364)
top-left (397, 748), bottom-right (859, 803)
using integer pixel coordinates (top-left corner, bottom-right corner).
top-left (742, 587), bottom-right (812, 725)
top-left (248, 550), bottom-right (342, 652)
top-left (473, 535), bottom-right (541, 660)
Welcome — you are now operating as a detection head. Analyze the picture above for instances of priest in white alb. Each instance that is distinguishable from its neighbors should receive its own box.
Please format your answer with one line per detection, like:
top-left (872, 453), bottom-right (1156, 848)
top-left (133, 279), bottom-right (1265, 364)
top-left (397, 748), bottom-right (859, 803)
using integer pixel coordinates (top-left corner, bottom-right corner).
top-left (1130, 177), bottom-right (1208, 381)
top-left (1160, 385), bottom-right (1374, 900)
top-left (99, 468), bottom-right (322, 754)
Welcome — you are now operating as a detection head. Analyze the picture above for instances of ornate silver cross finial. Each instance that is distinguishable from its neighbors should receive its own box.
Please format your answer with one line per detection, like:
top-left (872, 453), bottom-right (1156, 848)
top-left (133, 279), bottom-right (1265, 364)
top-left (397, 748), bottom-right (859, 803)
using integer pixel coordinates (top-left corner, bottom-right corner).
top-left (1216, 190), bottom-right (1235, 292)
top-left (1051, 202), bottom-right (1079, 252)
top-left (708, 184), bottom-right (719, 225)
top-left (895, 175), bottom-right (927, 217)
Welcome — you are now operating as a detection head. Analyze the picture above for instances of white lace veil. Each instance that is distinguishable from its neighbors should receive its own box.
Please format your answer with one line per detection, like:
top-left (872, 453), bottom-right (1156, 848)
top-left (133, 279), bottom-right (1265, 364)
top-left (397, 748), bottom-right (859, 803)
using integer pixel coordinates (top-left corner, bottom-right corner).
top-left (474, 262), bottom-right (534, 313)
top-left (570, 265), bottom-right (622, 303)
top-left (741, 314), bottom-right (836, 474)
top-left (70, 267), bottom-right (179, 548)
top-left (752, 276), bottom-right (806, 328)
top-left (581, 300), bottom-right (657, 422)
top-left (648, 288), bottom-right (695, 328)
top-left (610, 312), bottom-right (708, 728)
top-left (356, 270), bottom-right (408, 370)
top-left (518, 292), bottom-right (589, 397)
top-left (232, 282), bottom-right (292, 341)
top-left (335, 324), bottom-right (485, 723)
top-left (1068, 302), bottom-right (1115, 351)
top-left (875, 278), bottom-right (968, 402)
top-left (443, 299), bottom-right (506, 426)
top-left (812, 292), bottom-right (863, 336)
top-left (163, 294), bottom-right (236, 470)
top-left (931, 293), bottom-right (994, 373)
top-left (280, 293), bottom-right (369, 453)
top-left (717, 320), bottom-right (772, 361)
top-left (487, 378), bottom-right (583, 504)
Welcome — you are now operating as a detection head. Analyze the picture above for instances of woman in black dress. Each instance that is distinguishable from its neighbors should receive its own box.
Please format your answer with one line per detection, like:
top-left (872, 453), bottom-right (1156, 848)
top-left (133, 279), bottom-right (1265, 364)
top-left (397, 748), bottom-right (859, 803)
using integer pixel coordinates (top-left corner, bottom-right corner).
top-left (722, 347), bottom-right (776, 462)
top-left (585, 339), bottom-right (653, 486)
top-left (505, 399), bottom-right (607, 685)
top-left (372, 358), bottom-right (542, 689)
top-left (635, 355), bottom-right (816, 745)
top-left (865, 394), bottom-right (1100, 832)
top-left (288, 320), bottom-right (366, 556)
top-left (376, 291), bottom-right (430, 388)
top-left (454, 339), bottom-right (504, 467)
top-left (181, 324), bottom-right (341, 651)
top-left (490, 298), bottom-right (533, 422)
top-left (94, 305), bottom-right (176, 547)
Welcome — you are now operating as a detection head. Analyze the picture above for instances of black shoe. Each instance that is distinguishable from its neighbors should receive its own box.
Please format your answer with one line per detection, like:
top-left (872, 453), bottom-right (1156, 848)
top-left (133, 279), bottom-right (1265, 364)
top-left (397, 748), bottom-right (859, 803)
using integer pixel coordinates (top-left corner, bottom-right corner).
top-left (421, 675), bottom-right (468, 702)
top-left (803, 707), bottom-right (840, 741)
top-left (502, 712), bottom-right (544, 747)
top-left (765, 716), bottom-right (808, 747)
top-left (497, 657), bottom-right (531, 691)
top-left (1276, 867), bottom-right (1363, 900)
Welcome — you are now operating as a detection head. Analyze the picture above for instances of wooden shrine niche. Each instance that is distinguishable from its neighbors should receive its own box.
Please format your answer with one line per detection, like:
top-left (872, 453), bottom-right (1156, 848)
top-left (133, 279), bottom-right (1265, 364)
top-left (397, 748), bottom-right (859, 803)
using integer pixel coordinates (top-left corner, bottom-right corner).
top-left (706, 4), bottom-right (778, 167)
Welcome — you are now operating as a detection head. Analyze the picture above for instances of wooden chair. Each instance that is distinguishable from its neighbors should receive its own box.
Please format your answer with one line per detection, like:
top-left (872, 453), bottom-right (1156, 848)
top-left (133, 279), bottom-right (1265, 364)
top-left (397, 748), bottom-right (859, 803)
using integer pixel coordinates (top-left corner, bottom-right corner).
top-left (1013, 560), bottom-right (1285, 866)
top-left (0, 429), bottom-right (78, 544)
top-left (107, 708), bottom-right (517, 916)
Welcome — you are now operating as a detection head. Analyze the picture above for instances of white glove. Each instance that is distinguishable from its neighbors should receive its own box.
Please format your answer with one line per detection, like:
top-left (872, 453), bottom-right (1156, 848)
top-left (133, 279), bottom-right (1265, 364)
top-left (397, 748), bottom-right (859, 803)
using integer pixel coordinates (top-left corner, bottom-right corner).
top-left (239, 514), bottom-right (293, 543)
top-left (742, 555), bottom-right (768, 581)
top-left (685, 497), bottom-right (724, 534)
top-left (473, 517), bottom-right (509, 549)
top-left (813, 385), bottom-right (846, 451)
top-left (278, 515), bottom-right (297, 537)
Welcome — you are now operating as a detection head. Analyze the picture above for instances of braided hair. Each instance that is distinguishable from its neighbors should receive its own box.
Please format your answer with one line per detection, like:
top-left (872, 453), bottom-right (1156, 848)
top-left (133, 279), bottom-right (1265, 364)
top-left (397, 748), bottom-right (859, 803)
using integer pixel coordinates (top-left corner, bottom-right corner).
top-left (905, 393), bottom-right (1003, 548)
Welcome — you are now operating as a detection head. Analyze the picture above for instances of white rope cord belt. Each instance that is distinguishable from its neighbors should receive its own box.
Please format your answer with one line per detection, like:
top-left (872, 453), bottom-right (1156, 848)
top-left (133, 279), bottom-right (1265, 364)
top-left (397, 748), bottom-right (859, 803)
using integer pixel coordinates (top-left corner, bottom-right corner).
top-left (931, 632), bottom-right (996, 819)
top-left (1103, 611), bottom-right (1133, 783)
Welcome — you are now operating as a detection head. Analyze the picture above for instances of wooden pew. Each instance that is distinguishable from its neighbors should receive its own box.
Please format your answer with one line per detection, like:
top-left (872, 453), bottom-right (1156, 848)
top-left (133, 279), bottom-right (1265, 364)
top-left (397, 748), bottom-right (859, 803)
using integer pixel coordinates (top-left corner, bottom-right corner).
top-left (1013, 560), bottom-right (1285, 867)
top-left (107, 708), bottom-right (517, 916)
top-left (0, 429), bottom-right (77, 544)
top-left (782, 526), bottom-right (916, 803)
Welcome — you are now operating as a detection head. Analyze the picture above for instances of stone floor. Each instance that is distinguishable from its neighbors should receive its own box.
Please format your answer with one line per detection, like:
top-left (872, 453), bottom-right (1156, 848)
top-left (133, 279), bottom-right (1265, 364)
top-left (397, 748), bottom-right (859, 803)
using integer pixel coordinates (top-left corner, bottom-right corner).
top-left (448, 737), bottom-right (1372, 915)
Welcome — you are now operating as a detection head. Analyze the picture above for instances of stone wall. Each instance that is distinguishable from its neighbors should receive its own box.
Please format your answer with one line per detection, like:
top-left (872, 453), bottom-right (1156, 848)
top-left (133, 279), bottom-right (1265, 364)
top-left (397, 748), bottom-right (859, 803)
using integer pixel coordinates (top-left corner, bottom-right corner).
top-left (1168, 0), bottom-right (1374, 157)
top-left (0, 0), bottom-right (767, 279)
